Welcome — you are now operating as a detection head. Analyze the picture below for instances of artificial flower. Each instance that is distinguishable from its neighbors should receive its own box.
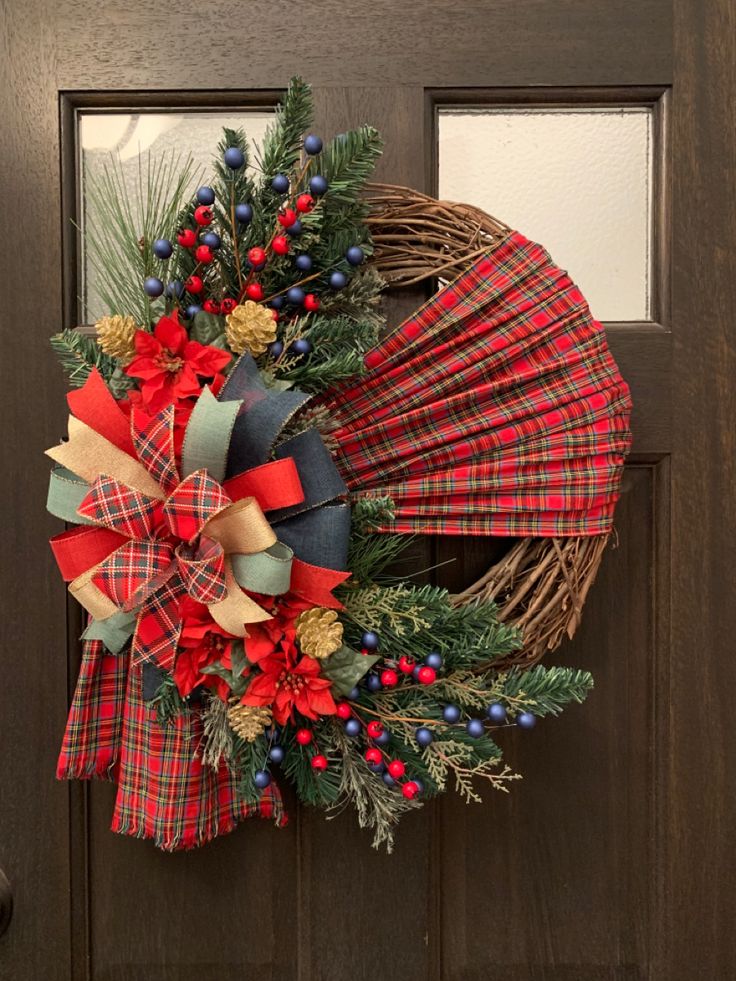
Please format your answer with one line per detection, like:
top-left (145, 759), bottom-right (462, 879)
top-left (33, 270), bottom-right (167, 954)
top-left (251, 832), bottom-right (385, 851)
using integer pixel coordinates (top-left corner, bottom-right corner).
top-left (125, 312), bottom-right (231, 413)
top-left (242, 632), bottom-right (336, 725)
top-left (173, 597), bottom-right (241, 701)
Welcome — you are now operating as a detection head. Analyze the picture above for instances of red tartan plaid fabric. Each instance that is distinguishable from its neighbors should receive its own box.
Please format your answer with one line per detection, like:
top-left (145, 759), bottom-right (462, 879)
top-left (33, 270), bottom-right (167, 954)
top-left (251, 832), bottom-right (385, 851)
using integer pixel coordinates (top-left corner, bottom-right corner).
top-left (56, 638), bottom-right (128, 780)
top-left (111, 664), bottom-right (286, 850)
top-left (320, 232), bottom-right (632, 536)
top-left (131, 405), bottom-right (180, 495)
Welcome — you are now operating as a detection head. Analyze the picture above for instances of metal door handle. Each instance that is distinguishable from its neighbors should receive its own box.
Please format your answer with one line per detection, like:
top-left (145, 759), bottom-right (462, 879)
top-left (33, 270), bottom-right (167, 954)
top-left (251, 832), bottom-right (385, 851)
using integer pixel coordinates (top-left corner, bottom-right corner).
top-left (0, 868), bottom-right (12, 938)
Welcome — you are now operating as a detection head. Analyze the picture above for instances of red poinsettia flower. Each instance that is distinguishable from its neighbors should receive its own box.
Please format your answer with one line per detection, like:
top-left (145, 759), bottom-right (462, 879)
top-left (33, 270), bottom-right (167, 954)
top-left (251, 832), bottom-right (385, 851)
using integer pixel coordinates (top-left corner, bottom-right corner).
top-left (125, 312), bottom-right (231, 413)
top-left (242, 632), bottom-right (336, 725)
top-left (173, 597), bottom-right (241, 701)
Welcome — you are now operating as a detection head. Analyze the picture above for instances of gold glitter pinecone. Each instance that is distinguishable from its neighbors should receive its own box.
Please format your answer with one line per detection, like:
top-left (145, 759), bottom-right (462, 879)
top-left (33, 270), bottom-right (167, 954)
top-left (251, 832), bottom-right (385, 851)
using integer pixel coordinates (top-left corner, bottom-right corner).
top-left (296, 607), bottom-right (344, 660)
top-left (227, 703), bottom-right (272, 742)
top-left (225, 301), bottom-right (278, 356)
top-left (95, 314), bottom-right (138, 362)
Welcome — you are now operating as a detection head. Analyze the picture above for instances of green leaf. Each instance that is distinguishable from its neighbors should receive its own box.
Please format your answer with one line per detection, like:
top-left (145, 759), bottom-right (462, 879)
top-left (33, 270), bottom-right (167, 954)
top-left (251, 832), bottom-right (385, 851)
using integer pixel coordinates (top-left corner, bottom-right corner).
top-left (322, 644), bottom-right (379, 696)
top-left (201, 642), bottom-right (249, 697)
top-left (190, 311), bottom-right (225, 345)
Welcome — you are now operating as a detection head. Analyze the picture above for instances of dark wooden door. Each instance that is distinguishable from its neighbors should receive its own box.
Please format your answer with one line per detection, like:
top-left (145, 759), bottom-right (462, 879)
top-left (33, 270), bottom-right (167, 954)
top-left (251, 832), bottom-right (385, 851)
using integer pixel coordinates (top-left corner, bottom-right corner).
top-left (2, 1), bottom-right (734, 978)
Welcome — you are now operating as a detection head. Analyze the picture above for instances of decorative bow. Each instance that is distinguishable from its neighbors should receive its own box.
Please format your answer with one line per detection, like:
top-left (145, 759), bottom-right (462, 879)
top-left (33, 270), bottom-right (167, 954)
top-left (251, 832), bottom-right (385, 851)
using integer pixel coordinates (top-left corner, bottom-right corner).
top-left (46, 369), bottom-right (350, 668)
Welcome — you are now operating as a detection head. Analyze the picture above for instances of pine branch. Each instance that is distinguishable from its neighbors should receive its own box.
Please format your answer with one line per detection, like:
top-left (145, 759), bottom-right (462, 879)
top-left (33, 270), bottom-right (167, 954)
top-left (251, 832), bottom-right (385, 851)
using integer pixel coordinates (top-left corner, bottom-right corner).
top-left (50, 329), bottom-right (116, 387)
top-left (145, 673), bottom-right (190, 725)
top-left (501, 665), bottom-right (594, 716)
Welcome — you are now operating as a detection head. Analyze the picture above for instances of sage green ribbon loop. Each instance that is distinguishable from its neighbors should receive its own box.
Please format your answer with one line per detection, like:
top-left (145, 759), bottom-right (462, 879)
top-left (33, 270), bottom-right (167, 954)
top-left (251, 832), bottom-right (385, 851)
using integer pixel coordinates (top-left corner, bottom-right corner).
top-left (47, 466), bottom-right (93, 524)
top-left (82, 609), bottom-right (138, 654)
top-left (181, 387), bottom-right (242, 483)
top-left (231, 541), bottom-right (294, 596)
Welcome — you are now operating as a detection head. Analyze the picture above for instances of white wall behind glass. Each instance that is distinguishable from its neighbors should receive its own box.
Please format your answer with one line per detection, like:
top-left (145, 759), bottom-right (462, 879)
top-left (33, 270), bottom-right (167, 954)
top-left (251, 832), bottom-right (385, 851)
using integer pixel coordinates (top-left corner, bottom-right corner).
top-left (439, 108), bottom-right (653, 322)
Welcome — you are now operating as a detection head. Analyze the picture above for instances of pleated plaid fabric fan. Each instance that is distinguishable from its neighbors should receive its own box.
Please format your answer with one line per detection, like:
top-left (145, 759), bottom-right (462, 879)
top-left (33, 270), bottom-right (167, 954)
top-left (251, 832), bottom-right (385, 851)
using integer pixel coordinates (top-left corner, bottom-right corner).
top-left (322, 231), bottom-right (631, 538)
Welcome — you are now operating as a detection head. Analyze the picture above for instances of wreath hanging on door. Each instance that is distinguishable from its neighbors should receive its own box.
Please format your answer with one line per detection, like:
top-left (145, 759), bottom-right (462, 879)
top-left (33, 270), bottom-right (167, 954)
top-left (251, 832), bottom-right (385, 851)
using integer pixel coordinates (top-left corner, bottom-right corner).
top-left (47, 78), bottom-right (631, 851)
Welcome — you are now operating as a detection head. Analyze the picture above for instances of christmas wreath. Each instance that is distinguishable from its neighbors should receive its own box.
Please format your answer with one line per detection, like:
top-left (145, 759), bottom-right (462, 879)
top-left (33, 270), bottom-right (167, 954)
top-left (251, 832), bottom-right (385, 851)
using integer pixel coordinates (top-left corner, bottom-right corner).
top-left (47, 78), bottom-right (631, 851)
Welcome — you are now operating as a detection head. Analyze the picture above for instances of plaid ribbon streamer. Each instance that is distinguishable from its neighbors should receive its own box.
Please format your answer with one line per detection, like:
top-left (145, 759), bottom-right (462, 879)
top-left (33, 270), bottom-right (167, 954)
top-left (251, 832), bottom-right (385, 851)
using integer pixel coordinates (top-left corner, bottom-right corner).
top-left (111, 664), bottom-right (285, 850)
top-left (56, 638), bottom-right (129, 780)
top-left (320, 231), bottom-right (632, 536)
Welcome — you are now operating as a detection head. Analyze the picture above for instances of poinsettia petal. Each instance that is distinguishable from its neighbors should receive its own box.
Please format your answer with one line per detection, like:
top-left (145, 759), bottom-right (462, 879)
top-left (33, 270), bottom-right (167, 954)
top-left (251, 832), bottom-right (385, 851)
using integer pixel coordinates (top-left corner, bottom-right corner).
top-left (172, 364), bottom-right (203, 400)
top-left (294, 656), bottom-right (321, 677)
top-left (133, 331), bottom-right (161, 358)
top-left (307, 687), bottom-right (337, 716)
top-left (296, 689), bottom-right (317, 719)
top-left (155, 314), bottom-right (187, 354)
top-left (125, 358), bottom-right (166, 381)
top-left (185, 341), bottom-right (232, 377)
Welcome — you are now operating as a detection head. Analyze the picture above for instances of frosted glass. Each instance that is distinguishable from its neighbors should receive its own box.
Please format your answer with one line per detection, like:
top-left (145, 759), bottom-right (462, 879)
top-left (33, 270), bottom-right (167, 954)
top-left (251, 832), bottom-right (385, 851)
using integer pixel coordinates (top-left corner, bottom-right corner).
top-left (79, 111), bottom-right (273, 321)
top-left (438, 108), bottom-right (653, 322)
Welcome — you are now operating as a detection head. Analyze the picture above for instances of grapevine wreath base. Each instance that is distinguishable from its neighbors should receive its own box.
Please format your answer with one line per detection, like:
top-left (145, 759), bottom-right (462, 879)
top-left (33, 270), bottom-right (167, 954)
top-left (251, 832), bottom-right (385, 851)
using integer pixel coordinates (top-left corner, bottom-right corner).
top-left (47, 78), bottom-right (631, 851)
top-left (365, 183), bottom-right (614, 668)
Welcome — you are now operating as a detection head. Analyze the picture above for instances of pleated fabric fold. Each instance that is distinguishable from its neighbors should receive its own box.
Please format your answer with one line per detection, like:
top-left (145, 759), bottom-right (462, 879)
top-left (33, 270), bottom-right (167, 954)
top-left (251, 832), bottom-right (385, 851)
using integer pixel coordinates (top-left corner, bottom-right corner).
top-left (320, 232), bottom-right (632, 536)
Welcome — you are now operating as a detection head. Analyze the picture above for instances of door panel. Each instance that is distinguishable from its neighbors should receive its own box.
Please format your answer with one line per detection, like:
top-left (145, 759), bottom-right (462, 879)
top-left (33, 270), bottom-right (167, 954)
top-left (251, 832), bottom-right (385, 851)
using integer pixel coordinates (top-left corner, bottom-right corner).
top-left (2, 1), bottom-right (734, 979)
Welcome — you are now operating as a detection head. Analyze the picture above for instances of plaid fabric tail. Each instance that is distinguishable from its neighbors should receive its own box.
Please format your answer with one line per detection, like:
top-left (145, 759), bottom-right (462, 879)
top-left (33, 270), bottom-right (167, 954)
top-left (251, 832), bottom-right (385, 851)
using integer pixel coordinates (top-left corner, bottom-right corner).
top-left (56, 639), bottom-right (129, 780)
top-left (320, 231), bottom-right (632, 537)
top-left (111, 664), bottom-right (286, 851)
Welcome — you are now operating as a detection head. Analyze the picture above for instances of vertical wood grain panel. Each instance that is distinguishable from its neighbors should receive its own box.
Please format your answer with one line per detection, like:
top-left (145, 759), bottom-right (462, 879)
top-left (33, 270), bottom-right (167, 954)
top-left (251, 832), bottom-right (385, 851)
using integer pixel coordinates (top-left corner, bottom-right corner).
top-left (668, 0), bottom-right (736, 976)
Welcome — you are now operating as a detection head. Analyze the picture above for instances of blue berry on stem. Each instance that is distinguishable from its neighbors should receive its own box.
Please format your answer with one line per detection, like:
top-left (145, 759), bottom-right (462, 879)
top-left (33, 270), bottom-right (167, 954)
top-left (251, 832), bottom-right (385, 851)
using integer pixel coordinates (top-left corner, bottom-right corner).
top-left (415, 726), bottom-right (433, 748)
top-left (286, 219), bottom-right (303, 237)
top-left (269, 340), bottom-right (284, 359)
top-left (309, 174), bottom-right (328, 195)
top-left (374, 729), bottom-right (391, 746)
top-left (144, 276), bottom-right (164, 297)
top-left (235, 203), bottom-right (253, 224)
top-left (271, 173), bottom-right (290, 194)
top-left (348, 686), bottom-right (361, 700)
top-left (202, 232), bottom-right (221, 250)
top-left (346, 245), bottom-right (365, 266)
top-left (254, 770), bottom-right (271, 789)
top-left (165, 280), bottom-right (183, 299)
top-left (224, 147), bottom-right (245, 170)
top-left (329, 270), bottom-right (348, 290)
top-left (361, 630), bottom-right (379, 651)
top-left (269, 745), bottom-right (285, 764)
top-left (344, 718), bottom-right (361, 737)
top-left (290, 337), bottom-right (312, 357)
top-left (304, 133), bottom-right (323, 155)
top-left (295, 254), bottom-right (313, 272)
top-left (196, 186), bottom-right (215, 205)
top-left (382, 771), bottom-right (396, 787)
top-left (185, 304), bottom-right (202, 320)
top-left (486, 702), bottom-right (507, 724)
top-left (467, 718), bottom-right (485, 738)
top-left (425, 651), bottom-right (443, 670)
top-left (442, 704), bottom-right (461, 724)
top-left (153, 238), bottom-right (173, 259)
top-left (517, 712), bottom-right (537, 729)
top-left (287, 286), bottom-right (305, 306)
top-left (366, 673), bottom-right (382, 693)
top-left (270, 295), bottom-right (285, 311)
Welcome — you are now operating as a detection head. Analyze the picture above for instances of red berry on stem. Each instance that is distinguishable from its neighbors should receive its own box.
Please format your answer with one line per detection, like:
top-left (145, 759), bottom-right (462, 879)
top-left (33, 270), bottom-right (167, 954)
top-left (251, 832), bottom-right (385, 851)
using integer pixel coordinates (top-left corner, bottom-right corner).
top-left (303, 293), bottom-right (320, 312)
top-left (387, 759), bottom-right (406, 779)
top-left (311, 754), bottom-right (328, 771)
top-left (220, 298), bottom-right (237, 314)
top-left (177, 228), bottom-right (197, 248)
top-left (380, 669), bottom-right (399, 688)
top-left (194, 205), bottom-right (213, 226)
top-left (402, 781), bottom-right (420, 800)
top-left (365, 748), bottom-right (382, 764)
top-left (195, 244), bottom-right (214, 264)
top-left (366, 720), bottom-right (384, 739)
top-left (296, 193), bottom-right (314, 213)
top-left (398, 655), bottom-right (415, 674)
top-left (272, 235), bottom-right (289, 255)
top-left (203, 299), bottom-right (220, 315)
top-left (185, 274), bottom-right (203, 294)
top-left (296, 728), bottom-right (313, 746)
top-left (336, 702), bottom-right (352, 720)
top-left (248, 246), bottom-right (267, 266)
top-left (417, 666), bottom-right (436, 685)
top-left (246, 282), bottom-right (264, 301)
top-left (278, 208), bottom-right (297, 228)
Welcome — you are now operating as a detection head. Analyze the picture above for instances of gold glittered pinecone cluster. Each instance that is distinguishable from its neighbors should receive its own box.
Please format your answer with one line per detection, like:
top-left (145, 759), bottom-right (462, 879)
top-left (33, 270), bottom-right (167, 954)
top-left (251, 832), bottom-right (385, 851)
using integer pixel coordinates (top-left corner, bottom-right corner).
top-left (95, 314), bottom-right (138, 363)
top-left (225, 301), bottom-right (278, 356)
top-left (227, 703), bottom-right (272, 742)
top-left (296, 607), bottom-right (344, 659)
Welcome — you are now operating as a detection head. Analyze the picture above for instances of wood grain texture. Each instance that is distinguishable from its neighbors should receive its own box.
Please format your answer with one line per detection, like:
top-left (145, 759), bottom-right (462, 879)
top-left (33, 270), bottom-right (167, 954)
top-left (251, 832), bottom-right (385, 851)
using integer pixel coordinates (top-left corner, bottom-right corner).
top-left (52, 0), bottom-right (671, 90)
top-left (0, 0), bottom-right (73, 979)
top-left (667, 0), bottom-right (736, 976)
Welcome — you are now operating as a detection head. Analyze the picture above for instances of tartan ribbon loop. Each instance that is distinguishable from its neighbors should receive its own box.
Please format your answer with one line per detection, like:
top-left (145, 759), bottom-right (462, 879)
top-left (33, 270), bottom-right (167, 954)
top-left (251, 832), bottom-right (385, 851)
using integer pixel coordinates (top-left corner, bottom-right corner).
top-left (176, 536), bottom-right (227, 605)
top-left (162, 470), bottom-right (232, 544)
top-left (93, 539), bottom-right (176, 612)
top-left (131, 405), bottom-right (181, 496)
top-left (77, 474), bottom-right (161, 541)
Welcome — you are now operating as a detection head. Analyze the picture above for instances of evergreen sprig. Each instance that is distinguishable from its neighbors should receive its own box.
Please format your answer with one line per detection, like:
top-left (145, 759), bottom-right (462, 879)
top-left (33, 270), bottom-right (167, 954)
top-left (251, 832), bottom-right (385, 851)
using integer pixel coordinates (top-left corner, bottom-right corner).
top-left (50, 329), bottom-right (116, 387)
